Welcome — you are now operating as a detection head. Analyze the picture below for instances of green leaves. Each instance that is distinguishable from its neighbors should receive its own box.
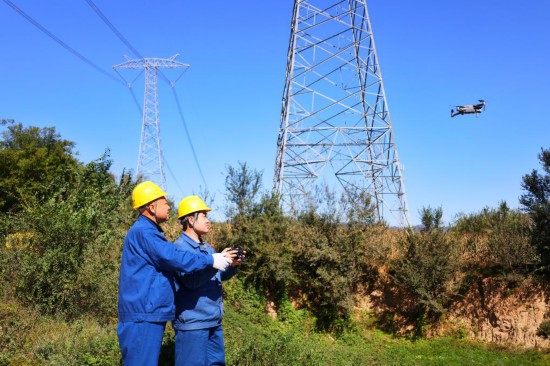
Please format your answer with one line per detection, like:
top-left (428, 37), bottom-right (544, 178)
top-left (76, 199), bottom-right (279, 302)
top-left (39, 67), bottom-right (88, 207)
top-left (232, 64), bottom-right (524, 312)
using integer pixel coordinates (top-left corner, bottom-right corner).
top-left (225, 161), bottom-right (263, 218)
top-left (0, 149), bottom-right (136, 320)
top-left (520, 148), bottom-right (550, 272)
top-left (220, 164), bottom-right (389, 331)
top-left (391, 226), bottom-right (461, 317)
top-left (0, 122), bottom-right (80, 212)
top-left (454, 202), bottom-right (536, 272)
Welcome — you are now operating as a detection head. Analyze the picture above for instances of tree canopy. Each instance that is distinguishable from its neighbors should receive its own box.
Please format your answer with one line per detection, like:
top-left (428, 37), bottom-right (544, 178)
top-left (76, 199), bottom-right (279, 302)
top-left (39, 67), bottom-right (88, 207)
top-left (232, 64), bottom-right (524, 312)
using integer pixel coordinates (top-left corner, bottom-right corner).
top-left (520, 148), bottom-right (550, 271)
top-left (0, 120), bottom-right (80, 212)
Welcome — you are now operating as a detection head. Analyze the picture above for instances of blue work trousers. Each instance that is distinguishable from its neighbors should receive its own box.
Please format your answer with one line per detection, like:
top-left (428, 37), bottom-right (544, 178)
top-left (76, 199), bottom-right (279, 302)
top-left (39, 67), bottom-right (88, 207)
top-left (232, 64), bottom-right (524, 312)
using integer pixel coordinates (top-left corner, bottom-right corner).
top-left (117, 321), bottom-right (166, 365)
top-left (175, 325), bottom-right (225, 366)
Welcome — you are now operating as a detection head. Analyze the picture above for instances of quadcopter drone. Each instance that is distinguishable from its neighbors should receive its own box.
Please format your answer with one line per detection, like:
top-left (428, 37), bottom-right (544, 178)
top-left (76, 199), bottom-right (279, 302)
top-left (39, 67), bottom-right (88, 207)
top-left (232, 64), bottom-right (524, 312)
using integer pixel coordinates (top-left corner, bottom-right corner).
top-left (451, 100), bottom-right (486, 118)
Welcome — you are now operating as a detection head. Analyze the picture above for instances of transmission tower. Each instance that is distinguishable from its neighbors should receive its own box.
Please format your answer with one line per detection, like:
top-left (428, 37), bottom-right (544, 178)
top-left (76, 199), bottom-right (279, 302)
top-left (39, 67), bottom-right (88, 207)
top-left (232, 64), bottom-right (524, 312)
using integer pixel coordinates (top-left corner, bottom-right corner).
top-left (273, 0), bottom-right (411, 226)
top-left (113, 54), bottom-right (189, 190)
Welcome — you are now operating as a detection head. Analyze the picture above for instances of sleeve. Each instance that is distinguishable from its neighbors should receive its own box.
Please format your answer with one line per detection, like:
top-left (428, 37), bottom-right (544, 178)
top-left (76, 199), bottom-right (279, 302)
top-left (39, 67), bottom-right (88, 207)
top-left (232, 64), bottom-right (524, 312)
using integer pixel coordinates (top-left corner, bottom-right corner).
top-left (221, 266), bottom-right (238, 281)
top-left (177, 265), bottom-right (219, 289)
top-left (139, 229), bottom-right (214, 273)
top-left (174, 240), bottom-right (218, 289)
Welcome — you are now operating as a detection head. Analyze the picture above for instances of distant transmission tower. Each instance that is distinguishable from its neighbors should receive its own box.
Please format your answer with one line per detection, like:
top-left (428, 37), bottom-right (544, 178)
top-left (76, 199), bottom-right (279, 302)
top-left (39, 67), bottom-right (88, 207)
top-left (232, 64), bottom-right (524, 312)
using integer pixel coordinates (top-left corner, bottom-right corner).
top-left (114, 54), bottom-right (189, 190)
top-left (274, 0), bottom-right (411, 226)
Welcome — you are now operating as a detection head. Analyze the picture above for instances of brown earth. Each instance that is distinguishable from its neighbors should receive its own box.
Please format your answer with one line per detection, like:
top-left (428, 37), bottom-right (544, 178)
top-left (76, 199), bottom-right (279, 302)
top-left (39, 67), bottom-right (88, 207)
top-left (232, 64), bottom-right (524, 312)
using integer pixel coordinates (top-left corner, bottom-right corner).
top-left (358, 276), bottom-right (550, 349)
top-left (437, 277), bottom-right (550, 348)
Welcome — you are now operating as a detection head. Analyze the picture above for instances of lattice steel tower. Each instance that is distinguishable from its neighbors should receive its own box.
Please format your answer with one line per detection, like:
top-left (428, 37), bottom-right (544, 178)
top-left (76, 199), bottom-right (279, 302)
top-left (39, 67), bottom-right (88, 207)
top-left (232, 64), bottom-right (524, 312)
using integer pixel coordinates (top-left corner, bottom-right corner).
top-left (114, 55), bottom-right (189, 190)
top-left (274, 0), bottom-right (410, 226)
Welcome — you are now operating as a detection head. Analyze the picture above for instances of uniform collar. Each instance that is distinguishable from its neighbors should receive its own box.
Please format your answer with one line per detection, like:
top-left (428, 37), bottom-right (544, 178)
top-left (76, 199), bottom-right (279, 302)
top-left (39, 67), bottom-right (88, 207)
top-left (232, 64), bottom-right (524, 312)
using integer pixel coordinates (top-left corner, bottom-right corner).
top-left (139, 214), bottom-right (164, 233)
top-left (179, 231), bottom-right (201, 249)
top-left (181, 232), bottom-right (213, 250)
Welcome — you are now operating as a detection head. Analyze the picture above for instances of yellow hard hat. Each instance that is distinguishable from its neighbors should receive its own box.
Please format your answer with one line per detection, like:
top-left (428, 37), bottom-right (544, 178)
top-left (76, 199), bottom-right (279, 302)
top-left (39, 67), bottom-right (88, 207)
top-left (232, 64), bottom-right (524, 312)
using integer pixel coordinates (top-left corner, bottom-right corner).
top-left (132, 181), bottom-right (168, 209)
top-left (177, 195), bottom-right (211, 218)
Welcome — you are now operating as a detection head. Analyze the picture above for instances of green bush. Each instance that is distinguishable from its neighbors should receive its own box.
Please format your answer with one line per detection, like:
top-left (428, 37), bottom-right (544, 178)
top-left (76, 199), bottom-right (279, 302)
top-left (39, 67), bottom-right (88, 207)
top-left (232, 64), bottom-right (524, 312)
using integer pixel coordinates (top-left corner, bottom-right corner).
top-left (290, 210), bottom-right (382, 331)
top-left (454, 202), bottom-right (537, 273)
top-left (222, 193), bottom-right (295, 301)
top-left (390, 207), bottom-right (461, 324)
top-left (221, 163), bottom-right (295, 303)
top-left (221, 167), bottom-right (389, 331)
top-left (537, 320), bottom-right (550, 339)
top-left (520, 147), bottom-right (550, 272)
top-left (0, 153), bottom-right (135, 320)
top-left (0, 121), bottom-right (80, 213)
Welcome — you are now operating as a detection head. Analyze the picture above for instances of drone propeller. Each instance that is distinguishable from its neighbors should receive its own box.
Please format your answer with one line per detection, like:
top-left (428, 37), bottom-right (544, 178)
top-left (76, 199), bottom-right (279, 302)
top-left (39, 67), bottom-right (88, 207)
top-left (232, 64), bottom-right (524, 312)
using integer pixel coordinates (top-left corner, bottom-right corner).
top-left (478, 99), bottom-right (487, 110)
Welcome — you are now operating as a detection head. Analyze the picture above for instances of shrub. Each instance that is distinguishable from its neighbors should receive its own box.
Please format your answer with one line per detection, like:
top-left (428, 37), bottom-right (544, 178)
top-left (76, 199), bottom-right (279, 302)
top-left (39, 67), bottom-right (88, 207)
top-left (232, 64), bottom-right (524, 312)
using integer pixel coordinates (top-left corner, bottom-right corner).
top-left (390, 207), bottom-right (461, 322)
top-left (222, 193), bottom-right (295, 300)
top-left (453, 202), bottom-right (537, 273)
top-left (0, 121), bottom-right (80, 213)
top-left (291, 211), bottom-right (381, 331)
top-left (0, 153), bottom-right (135, 320)
top-left (520, 147), bottom-right (550, 272)
top-left (537, 320), bottom-right (550, 339)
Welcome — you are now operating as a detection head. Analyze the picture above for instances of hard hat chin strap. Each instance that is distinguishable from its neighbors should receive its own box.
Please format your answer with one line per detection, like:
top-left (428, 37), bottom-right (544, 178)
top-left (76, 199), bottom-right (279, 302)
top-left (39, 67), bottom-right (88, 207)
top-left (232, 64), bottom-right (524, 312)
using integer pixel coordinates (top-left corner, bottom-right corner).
top-left (188, 212), bottom-right (202, 242)
top-left (147, 201), bottom-right (159, 224)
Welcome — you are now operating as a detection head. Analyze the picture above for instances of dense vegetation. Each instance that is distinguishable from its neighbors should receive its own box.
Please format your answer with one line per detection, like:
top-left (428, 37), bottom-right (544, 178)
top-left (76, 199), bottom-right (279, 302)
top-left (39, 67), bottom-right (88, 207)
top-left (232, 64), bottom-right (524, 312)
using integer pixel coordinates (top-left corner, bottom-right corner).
top-left (1, 120), bottom-right (549, 365)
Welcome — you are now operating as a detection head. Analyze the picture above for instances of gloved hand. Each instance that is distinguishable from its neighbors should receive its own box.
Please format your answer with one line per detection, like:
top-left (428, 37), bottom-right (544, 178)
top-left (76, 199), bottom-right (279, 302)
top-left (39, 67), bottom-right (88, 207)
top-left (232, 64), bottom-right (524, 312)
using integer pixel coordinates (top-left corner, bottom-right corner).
top-left (212, 253), bottom-right (232, 272)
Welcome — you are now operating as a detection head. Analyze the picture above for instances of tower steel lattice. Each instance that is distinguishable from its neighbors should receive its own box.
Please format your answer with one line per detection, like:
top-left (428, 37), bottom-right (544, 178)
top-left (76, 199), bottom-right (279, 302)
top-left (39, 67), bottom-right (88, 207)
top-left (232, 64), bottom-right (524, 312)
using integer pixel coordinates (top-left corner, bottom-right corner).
top-left (113, 55), bottom-right (189, 190)
top-left (273, 0), bottom-right (411, 226)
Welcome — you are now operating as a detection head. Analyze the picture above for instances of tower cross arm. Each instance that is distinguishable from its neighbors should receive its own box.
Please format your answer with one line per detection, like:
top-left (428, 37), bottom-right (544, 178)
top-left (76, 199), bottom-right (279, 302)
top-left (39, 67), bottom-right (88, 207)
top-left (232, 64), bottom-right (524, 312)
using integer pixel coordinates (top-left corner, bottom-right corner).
top-left (113, 55), bottom-right (190, 70)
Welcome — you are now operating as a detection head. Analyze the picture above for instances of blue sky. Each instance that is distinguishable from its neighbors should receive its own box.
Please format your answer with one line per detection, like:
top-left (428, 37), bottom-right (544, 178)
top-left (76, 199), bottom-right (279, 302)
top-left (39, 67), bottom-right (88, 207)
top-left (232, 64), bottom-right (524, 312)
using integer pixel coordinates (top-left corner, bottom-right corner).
top-left (1, 0), bottom-right (549, 225)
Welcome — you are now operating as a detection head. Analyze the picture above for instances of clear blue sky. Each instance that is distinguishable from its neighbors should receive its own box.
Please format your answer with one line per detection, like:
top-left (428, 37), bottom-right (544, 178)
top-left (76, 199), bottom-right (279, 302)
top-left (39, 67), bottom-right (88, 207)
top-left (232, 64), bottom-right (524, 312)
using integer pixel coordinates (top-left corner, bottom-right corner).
top-left (1, 0), bottom-right (549, 225)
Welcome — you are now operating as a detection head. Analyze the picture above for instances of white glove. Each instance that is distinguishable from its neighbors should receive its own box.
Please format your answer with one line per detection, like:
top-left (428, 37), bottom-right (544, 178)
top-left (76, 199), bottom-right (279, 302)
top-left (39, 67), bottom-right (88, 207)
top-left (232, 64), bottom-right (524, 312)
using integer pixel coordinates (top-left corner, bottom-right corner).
top-left (212, 253), bottom-right (232, 272)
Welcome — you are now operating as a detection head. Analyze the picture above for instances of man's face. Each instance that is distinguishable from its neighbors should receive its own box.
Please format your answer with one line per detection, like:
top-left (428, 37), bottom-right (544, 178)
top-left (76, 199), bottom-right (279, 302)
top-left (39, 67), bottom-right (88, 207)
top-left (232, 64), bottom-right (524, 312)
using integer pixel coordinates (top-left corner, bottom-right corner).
top-left (151, 197), bottom-right (170, 223)
top-left (191, 211), bottom-right (210, 236)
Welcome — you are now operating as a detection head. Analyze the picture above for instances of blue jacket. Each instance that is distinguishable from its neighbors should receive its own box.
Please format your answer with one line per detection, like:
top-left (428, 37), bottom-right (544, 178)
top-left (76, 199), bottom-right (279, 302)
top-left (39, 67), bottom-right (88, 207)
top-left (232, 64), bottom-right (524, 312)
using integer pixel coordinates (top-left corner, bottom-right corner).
top-left (118, 215), bottom-right (214, 322)
top-left (173, 232), bottom-right (237, 330)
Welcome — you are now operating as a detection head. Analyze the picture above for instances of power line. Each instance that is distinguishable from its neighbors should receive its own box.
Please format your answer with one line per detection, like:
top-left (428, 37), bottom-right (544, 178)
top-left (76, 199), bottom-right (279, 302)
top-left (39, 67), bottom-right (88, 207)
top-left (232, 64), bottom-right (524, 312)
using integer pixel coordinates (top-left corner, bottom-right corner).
top-left (172, 87), bottom-right (209, 192)
top-left (83, 0), bottom-right (173, 86)
top-left (113, 68), bottom-right (144, 115)
top-left (163, 154), bottom-right (185, 197)
top-left (6, 0), bottom-right (209, 193)
top-left (83, 0), bottom-right (143, 60)
top-left (83, 0), bottom-right (209, 192)
top-left (3, 0), bottom-right (145, 117)
top-left (2, 0), bottom-right (125, 87)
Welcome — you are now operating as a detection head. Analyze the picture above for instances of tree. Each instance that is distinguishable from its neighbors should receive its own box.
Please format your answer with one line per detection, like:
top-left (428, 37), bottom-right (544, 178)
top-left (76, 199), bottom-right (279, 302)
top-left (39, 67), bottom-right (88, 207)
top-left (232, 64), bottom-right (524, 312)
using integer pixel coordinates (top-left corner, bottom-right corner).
top-left (0, 152), bottom-right (136, 319)
top-left (420, 206), bottom-right (444, 231)
top-left (453, 202), bottom-right (536, 273)
top-left (0, 121), bottom-right (80, 212)
top-left (520, 148), bottom-right (550, 271)
top-left (224, 162), bottom-right (262, 219)
top-left (390, 207), bottom-right (461, 334)
top-left (220, 164), bottom-right (295, 315)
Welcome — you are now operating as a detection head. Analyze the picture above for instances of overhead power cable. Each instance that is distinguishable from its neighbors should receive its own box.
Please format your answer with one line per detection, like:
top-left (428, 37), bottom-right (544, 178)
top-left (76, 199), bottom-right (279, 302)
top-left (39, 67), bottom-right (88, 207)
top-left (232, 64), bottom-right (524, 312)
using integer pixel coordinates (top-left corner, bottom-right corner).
top-left (2, 0), bottom-right (125, 86)
top-left (113, 68), bottom-right (144, 115)
top-left (84, 0), bottom-right (209, 192)
top-left (5, 0), bottom-right (208, 193)
top-left (163, 155), bottom-right (185, 197)
top-left (83, 0), bottom-right (149, 116)
top-left (83, 0), bottom-right (143, 59)
top-left (172, 88), bottom-right (209, 192)
top-left (83, 0), bottom-right (172, 85)
top-left (3, 0), bottom-right (144, 117)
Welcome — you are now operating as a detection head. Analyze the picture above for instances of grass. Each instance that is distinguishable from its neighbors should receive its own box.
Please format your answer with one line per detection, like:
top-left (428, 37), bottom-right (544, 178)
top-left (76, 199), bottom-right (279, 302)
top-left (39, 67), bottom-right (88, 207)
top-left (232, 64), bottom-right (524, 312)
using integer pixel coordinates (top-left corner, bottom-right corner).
top-left (1, 297), bottom-right (549, 365)
top-left (222, 304), bottom-right (550, 366)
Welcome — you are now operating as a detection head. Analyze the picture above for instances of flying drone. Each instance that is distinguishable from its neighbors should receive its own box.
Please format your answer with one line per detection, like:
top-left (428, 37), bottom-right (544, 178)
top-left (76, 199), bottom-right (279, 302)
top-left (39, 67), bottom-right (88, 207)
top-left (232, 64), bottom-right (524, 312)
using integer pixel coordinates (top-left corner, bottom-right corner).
top-left (450, 100), bottom-right (486, 118)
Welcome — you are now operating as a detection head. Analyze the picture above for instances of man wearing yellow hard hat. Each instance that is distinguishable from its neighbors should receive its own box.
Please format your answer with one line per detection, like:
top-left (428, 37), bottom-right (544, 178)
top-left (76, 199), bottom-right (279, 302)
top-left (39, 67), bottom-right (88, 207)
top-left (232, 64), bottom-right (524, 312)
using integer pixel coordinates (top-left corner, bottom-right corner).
top-left (172, 195), bottom-right (244, 366)
top-left (117, 182), bottom-right (235, 366)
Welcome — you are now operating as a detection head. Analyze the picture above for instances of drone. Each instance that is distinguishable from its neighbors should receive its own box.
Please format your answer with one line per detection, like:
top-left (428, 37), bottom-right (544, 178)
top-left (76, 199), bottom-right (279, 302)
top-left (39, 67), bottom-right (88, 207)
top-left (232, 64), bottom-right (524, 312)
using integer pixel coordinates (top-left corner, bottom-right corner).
top-left (450, 100), bottom-right (486, 118)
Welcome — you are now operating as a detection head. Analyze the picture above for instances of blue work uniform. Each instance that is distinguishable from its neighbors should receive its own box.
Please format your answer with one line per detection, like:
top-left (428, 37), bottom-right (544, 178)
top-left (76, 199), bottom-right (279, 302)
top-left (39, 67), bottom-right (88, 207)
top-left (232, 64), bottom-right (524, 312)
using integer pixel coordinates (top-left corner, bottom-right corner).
top-left (117, 215), bottom-right (214, 366)
top-left (173, 232), bottom-right (237, 366)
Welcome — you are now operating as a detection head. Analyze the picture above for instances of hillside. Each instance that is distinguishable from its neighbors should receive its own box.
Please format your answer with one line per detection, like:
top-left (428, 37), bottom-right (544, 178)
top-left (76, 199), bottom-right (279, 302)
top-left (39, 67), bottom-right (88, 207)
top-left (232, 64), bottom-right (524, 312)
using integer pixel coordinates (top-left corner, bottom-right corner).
top-left (1, 122), bottom-right (550, 363)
